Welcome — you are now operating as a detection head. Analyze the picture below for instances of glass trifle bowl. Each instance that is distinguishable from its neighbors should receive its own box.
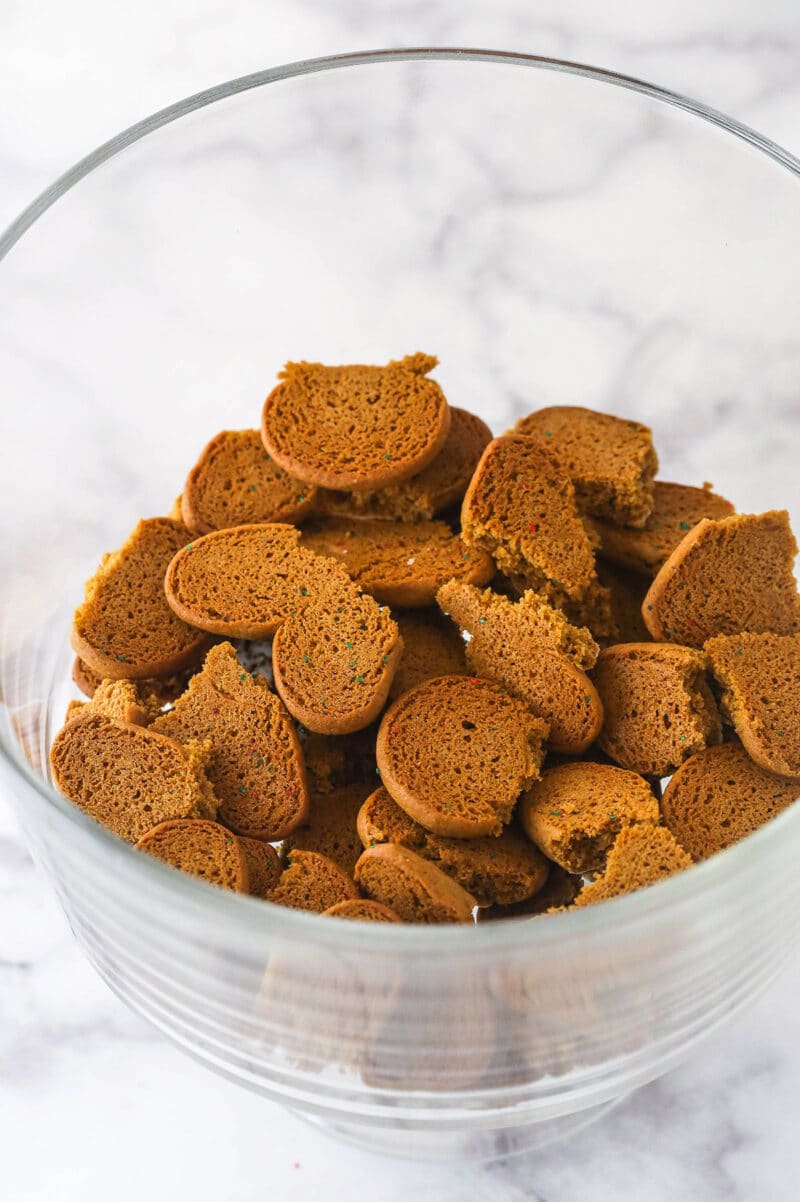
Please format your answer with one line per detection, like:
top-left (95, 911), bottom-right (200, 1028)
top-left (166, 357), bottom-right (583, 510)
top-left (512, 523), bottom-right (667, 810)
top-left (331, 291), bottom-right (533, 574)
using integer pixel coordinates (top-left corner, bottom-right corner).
top-left (1, 49), bottom-right (800, 1162)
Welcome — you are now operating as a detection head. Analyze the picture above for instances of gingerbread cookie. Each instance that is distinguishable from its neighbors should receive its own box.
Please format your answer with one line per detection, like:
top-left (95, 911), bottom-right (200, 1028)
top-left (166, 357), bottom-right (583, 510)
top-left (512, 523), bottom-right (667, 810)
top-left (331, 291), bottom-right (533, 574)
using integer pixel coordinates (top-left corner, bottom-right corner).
top-left (595, 481), bottom-right (734, 575)
top-left (261, 354), bottom-right (451, 490)
top-left (388, 609), bottom-right (468, 701)
top-left (135, 819), bottom-right (249, 892)
top-left (574, 824), bottom-right (692, 907)
top-left (354, 843), bottom-right (476, 923)
top-left (267, 850), bottom-right (360, 913)
top-left (377, 675), bottom-right (548, 838)
top-left (323, 899), bottom-right (402, 922)
top-left (283, 782), bottom-right (368, 876)
top-left (238, 837), bottom-right (282, 898)
top-left (642, 511), bottom-right (800, 647)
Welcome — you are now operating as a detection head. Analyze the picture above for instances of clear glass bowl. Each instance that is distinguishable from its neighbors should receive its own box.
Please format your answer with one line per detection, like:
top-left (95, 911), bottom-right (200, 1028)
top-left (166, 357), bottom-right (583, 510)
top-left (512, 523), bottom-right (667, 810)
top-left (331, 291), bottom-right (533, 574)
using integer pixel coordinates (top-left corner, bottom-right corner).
top-left (2, 49), bottom-right (800, 1162)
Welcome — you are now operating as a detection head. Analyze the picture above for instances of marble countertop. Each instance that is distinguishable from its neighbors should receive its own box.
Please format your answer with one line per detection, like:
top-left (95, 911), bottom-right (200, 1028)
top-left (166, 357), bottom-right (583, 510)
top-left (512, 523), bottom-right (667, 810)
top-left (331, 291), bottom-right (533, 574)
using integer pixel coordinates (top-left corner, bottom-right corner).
top-left (3, 3), bottom-right (800, 1199)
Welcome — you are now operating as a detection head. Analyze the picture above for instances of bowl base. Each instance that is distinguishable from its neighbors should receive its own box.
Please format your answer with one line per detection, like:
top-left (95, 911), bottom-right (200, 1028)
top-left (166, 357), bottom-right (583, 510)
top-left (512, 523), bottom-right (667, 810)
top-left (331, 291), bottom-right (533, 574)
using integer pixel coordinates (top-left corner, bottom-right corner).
top-left (295, 1094), bottom-right (628, 1163)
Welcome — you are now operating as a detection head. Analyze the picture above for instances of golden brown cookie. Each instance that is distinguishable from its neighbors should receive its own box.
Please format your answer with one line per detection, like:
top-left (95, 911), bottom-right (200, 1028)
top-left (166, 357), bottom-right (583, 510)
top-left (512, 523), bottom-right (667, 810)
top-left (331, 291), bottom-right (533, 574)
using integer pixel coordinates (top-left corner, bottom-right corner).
top-left (267, 849), bottom-right (360, 913)
top-left (300, 727), bottom-right (378, 794)
top-left (479, 864), bottom-right (582, 920)
top-left (593, 643), bottom-right (721, 776)
top-left (261, 354), bottom-right (451, 490)
top-left (323, 898), bottom-right (402, 922)
top-left (72, 655), bottom-right (196, 705)
top-left (238, 836), bottom-right (282, 898)
top-left (388, 609), bottom-right (468, 701)
top-left (317, 407), bottom-right (492, 521)
top-left (354, 843), bottom-right (476, 923)
top-left (704, 633), bottom-right (800, 780)
top-left (151, 642), bottom-right (309, 840)
top-left (357, 786), bottom-right (549, 907)
top-left (660, 743), bottom-right (798, 860)
top-left (596, 561), bottom-right (652, 644)
top-left (50, 711), bottom-right (217, 842)
top-left (376, 675), bottom-right (548, 838)
top-left (135, 819), bottom-right (249, 891)
top-left (71, 517), bottom-right (212, 680)
top-left (299, 517), bottom-right (494, 608)
top-left (283, 782), bottom-right (368, 876)
top-left (642, 511), bottom-right (800, 647)
top-left (72, 678), bottom-right (162, 727)
top-left (461, 436), bottom-right (608, 629)
top-left (438, 581), bottom-right (599, 669)
top-left (437, 581), bottom-right (602, 754)
top-left (574, 824), bottom-right (692, 907)
top-left (164, 522), bottom-right (351, 639)
top-left (511, 406), bottom-right (658, 527)
top-left (182, 429), bottom-right (317, 533)
top-left (271, 591), bottom-right (402, 734)
top-left (595, 481), bottom-right (734, 575)
top-left (519, 761), bottom-right (660, 873)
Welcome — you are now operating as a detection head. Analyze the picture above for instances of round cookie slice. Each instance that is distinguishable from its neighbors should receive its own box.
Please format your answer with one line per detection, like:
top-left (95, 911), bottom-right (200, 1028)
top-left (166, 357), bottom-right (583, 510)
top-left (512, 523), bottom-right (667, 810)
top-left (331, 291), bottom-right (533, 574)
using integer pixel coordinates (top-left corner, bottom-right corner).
top-left (135, 819), bottom-right (249, 892)
top-left (164, 522), bottom-right (351, 639)
top-left (388, 609), bottom-right (468, 701)
top-left (318, 407), bottom-right (492, 522)
top-left (267, 850), bottom-right (360, 913)
top-left (642, 511), bottom-right (800, 647)
top-left (182, 429), bottom-right (316, 534)
top-left (376, 675), bottom-right (548, 838)
top-left (272, 591), bottom-right (402, 735)
top-left (282, 782), bottom-right (369, 876)
top-left (151, 642), bottom-right (309, 841)
top-left (519, 761), bottom-right (660, 874)
top-left (300, 517), bottom-right (494, 608)
top-left (595, 481), bottom-right (734, 576)
top-left (354, 843), bottom-right (476, 923)
top-left (660, 743), bottom-right (799, 861)
top-left (50, 711), bottom-right (217, 843)
top-left (72, 655), bottom-right (197, 705)
top-left (511, 405), bottom-right (658, 527)
top-left (71, 517), bottom-right (212, 680)
top-left (358, 786), bottom-right (549, 907)
top-left (593, 642), bottom-right (721, 776)
top-left (705, 632), bottom-right (800, 781)
top-left (238, 837), bottom-right (282, 899)
top-left (437, 581), bottom-right (602, 754)
top-left (323, 899), bottom-right (402, 922)
top-left (261, 354), bottom-right (451, 491)
top-left (573, 825), bottom-right (693, 907)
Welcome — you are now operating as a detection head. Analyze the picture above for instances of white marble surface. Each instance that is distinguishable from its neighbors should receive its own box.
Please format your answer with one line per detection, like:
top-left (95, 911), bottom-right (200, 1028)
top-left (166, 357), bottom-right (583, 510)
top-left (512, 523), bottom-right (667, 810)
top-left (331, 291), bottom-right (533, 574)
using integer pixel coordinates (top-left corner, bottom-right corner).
top-left (3, 2), bottom-right (800, 1199)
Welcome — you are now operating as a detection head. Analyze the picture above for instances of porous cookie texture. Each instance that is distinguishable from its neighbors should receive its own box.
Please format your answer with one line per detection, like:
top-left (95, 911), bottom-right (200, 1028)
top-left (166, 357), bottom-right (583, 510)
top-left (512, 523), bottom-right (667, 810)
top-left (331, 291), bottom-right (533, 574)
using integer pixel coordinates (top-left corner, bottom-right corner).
top-left (72, 655), bottom-right (196, 705)
top-left (238, 837), bottom-right (282, 898)
top-left (151, 642), bottom-right (309, 840)
top-left (135, 819), bottom-right (249, 892)
top-left (705, 633), bottom-right (800, 780)
top-left (70, 678), bottom-right (162, 727)
top-left (182, 429), bottom-right (316, 533)
top-left (271, 592), bottom-right (402, 734)
top-left (164, 522), bottom-right (352, 639)
top-left (595, 481), bottom-right (734, 575)
top-left (317, 407), bottom-right (492, 522)
top-left (71, 517), bottom-right (211, 680)
top-left (574, 824), bottom-right (693, 907)
top-left (479, 864), bottom-right (582, 920)
top-left (301, 727), bottom-right (378, 794)
top-left (388, 609), bottom-right (468, 701)
top-left (354, 843), bottom-right (476, 923)
top-left (642, 511), bottom-right (800, 647)
top-left (376, 675), bottom-right (548, 838)
top-left (461, 436), bottom-right (608, 630)
top-left (593, 643), bottom-right (721, 777)
top-left (519, 761), bottom-right (660, 874)
top-left (437, 581), bottom-right (599, 669)
top-left (437, 581), bottom-right (602, 754)
top-left (511, 405), bottom-right (658, 527)
top-left (660, 743), bottom-right (798, 861)
top-left (299, 517), bottom-right (494, 608)
top-left (261, 354), bottom-right (451, 490)
top-left (50, 712), bottom-right (217, 843)
top-left (357, 787), bottom-right (549, 907)
top-left (283, 782), bottom-right (368, 876)
top-left (323, 899), bottom-right (402, 922)
top-left (596, 561), bottom-right (652, 644)
top-left (267, 850), bottom-right (360, 913)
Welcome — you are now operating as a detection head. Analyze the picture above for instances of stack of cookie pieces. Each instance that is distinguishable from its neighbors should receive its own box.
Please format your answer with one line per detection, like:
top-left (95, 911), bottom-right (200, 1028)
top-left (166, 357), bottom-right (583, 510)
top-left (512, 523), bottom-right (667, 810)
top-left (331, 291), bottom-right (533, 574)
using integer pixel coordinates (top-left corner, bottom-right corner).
top-left (50, 354), bottom-right (800, 921)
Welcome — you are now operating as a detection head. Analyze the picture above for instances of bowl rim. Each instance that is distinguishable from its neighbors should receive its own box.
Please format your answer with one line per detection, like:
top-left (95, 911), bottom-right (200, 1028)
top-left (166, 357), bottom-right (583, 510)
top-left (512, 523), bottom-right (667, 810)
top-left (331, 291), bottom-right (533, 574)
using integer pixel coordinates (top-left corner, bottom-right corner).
top-left (3, 46), bottom-right (800, 952)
